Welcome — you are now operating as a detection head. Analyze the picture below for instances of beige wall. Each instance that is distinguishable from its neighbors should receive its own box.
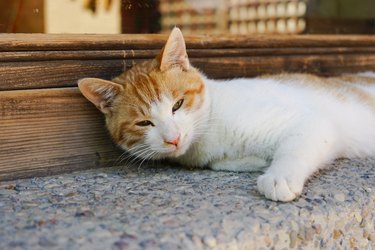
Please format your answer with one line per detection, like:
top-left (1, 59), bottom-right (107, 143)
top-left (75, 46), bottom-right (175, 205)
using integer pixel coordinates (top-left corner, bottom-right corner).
top-left (45, 0), bottom-right (121, 34)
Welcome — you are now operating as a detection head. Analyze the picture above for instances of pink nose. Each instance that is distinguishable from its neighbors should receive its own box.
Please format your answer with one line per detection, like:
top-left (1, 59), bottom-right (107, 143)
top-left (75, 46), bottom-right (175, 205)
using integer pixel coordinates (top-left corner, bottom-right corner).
top-left (165, 134), bottom-right (180, 146)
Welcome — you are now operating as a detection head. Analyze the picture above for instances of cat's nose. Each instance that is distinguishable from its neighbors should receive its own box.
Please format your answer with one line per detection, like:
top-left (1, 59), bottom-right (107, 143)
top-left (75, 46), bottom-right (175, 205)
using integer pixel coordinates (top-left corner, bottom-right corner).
top-left (164, 134), bottom-right (180, 146)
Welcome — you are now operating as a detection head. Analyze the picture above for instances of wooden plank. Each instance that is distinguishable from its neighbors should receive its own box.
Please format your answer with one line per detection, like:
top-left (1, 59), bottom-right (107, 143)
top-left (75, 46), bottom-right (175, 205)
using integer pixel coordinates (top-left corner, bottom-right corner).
top-left (2, 53), bottom-right (375, 91)
top-left (0, 60), bottom-right (126, 90)
top-left (193, 54), bottom-right (375, 79)
top-left (2, 47), bottom-right (375, 62)
top-left (0, 87), bottom-right (122, 181)
top-left (0, 50), bottom-right (160, 62)
top-left (1, 33), bottom-right (375, 51)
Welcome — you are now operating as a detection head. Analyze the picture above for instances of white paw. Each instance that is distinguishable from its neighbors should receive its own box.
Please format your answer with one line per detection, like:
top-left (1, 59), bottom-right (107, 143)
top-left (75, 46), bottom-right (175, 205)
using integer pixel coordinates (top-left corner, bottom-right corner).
top-left (257, 173), bottom-right (304, 202)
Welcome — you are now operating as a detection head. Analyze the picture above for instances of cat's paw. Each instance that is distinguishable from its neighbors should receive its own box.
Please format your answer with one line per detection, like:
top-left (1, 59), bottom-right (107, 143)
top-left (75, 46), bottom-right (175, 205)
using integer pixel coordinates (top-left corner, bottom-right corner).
top-left (257, 173), bottom-right (303, 202)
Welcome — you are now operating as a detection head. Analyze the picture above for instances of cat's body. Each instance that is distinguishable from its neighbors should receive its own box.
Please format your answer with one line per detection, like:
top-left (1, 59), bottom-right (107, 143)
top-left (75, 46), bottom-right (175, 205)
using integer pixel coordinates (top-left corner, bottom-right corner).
top-left (177, 74), bottom-right (375, 201)
top-left (79, 28), bottom-right (375, 201)
top-left (179, 74), bottom-right (375, 168)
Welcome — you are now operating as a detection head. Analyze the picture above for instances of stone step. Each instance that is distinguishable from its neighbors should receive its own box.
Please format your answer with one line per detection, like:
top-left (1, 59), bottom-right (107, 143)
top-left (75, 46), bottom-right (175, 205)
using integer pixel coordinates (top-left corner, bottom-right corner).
top-left (0, 158), bottom-right (374, 249)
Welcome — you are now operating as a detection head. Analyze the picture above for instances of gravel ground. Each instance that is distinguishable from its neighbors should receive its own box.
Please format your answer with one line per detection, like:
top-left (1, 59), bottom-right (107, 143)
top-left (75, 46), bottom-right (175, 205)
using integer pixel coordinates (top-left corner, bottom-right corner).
top-left (0, 158), bottom-right (374, 250)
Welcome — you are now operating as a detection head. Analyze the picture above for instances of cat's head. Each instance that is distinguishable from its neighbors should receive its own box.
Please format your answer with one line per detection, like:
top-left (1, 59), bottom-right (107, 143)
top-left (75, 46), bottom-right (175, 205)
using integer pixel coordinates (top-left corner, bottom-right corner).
top-left (78, 28), bottom-right (208, 160)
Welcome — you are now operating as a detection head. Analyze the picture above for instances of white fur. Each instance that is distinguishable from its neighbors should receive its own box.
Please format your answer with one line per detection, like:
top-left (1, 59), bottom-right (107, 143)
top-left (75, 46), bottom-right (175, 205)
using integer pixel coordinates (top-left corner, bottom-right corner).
top-left (82, 28), bottom-right (375, 201)
top-left (144, 93), bottom-right (210, 159)
top-left (157, 75), bottom-right (375, 202)
top-left (356, 71), bottom-right (375, 78)
top-left (120, 27), bottom-right (375, 202)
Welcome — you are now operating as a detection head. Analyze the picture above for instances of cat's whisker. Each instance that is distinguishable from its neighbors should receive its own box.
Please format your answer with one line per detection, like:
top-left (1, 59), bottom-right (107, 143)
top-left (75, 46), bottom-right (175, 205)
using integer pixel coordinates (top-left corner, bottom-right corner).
top-left (114, 145), bottom-right (150, 167)
top-left (120, 144), bottom-right (150, 166)
top-left (130, 147), bottom-right (153, 162)
top-left (128, 153), bottom-right (148, 167)
top-left (137, 150), bottom-right (158, 170)
top-left (128, 143), bottom-right (149, 152)
top-left (116, 156), bottom-right (131, 167)
top-left (113, 151), bottom-right (130, 167)
top-left (122, 146), bottom-right (152, 167)
top-left (128, 144), bottom-right (149, 154)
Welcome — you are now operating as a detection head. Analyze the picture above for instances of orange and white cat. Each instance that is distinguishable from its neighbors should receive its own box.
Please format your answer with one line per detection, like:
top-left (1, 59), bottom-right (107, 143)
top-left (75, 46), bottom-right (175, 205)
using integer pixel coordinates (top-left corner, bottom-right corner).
top-left (79, 28), bottom-right (375, 202)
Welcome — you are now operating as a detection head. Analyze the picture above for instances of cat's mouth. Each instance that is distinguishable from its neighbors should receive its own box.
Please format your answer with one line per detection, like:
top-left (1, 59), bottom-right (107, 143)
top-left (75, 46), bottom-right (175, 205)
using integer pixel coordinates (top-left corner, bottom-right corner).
top-left (162, 144), bottom-right (185, 158)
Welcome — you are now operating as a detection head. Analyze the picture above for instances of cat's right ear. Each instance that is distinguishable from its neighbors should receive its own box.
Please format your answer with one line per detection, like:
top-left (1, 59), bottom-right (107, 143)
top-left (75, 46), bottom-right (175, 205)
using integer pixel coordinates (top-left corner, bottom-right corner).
top-left (78, 78), bottom-right (124, 114)
top-left (159, 27), bottom-right (189, 72)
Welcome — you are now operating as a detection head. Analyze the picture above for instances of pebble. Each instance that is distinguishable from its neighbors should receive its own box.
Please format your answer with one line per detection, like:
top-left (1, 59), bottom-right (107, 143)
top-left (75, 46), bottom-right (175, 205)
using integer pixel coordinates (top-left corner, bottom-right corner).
top-left (113, 240), bottom-right (129, 250)
top-left (333, 229), bottom-right (342, 240)
top-left (353, 212), bottom-right (363, 223)
top-left (289, 231), bottom-right (298, 248)
top-left (203, 236), bottom-right (217, 248)
top-left (359, 238), bottom-right (369, 248)
top-left (39, 236), bottom-right (57, 247)
top-left (368, 233), bottom-right (375, 242)
top-left (96, 173), bottom-right (108, 178)
top-left (0, 158), bottom-right (373, 249)
top-left (334, 193), bottom-right (346, 202)
top-left (75, 210), bottom-right (95, 217)
top-left (364, 187), bottom-right (372, 193)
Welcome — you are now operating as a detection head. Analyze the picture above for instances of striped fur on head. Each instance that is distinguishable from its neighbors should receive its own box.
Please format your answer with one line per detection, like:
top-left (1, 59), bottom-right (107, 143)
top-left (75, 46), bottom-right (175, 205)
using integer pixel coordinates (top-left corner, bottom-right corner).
top-left (78, 28), bottom-right (207, 160)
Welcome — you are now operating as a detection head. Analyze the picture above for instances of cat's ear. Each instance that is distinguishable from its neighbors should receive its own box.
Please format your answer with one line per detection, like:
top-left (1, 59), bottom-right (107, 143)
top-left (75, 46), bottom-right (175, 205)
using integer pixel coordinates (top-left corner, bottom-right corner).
top-left (159, 27), bottom-right (189, 71)
top-left (78, 78), bottom-right (124, 114)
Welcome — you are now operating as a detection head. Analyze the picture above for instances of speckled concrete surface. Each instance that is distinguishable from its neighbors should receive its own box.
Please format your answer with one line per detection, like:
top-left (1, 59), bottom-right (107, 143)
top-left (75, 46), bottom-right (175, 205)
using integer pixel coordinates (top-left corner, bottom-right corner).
top-left (0, 158), bottom-right (374, 249)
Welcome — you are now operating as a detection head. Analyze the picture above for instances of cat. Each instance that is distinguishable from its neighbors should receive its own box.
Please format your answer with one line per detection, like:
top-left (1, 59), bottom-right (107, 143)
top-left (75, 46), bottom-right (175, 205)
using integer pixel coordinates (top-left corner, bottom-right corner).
top-left (78, 27), bottom-right (375, 202)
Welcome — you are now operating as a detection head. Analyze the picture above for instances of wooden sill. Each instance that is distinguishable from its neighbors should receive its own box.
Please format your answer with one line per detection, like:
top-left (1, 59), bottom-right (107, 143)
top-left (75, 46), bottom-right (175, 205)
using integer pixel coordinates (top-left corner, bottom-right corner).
top-left (1, 34), bottom-right (375, 180)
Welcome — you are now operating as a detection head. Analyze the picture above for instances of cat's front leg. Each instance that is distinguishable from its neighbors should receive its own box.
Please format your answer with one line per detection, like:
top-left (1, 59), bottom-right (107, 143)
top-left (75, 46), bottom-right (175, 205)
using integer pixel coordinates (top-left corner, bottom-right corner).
top-left (210, 156), bottom-right (268, 172)
top-left (257, 125), bottom-right (338, 202)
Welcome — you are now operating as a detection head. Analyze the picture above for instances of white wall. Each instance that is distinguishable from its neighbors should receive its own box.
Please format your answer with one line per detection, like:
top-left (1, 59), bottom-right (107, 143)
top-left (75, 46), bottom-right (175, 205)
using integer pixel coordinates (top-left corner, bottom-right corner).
top-left (45, 0), bottom-right (121, 34)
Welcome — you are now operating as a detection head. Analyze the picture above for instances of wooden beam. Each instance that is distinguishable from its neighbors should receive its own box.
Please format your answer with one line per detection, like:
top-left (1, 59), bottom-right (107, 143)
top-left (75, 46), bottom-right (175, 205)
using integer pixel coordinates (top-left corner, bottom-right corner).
top-left (1, 47), bottom-right (375, 62)
top-left (0, 60), bottom-right (126, 91)
top-left (193, 54), bottom-right (375, 79)
top-left (1, 53), bottom-right (375, 91)
top-left (1, 33), bottom-right (375, 51)
top-left (0, 88), bottom-right (121, 181)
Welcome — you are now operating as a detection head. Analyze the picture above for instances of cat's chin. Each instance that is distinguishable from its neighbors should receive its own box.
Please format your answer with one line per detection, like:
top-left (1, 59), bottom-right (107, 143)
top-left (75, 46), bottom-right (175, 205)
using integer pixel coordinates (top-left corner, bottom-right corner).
top-left (166, 149), bottom-right (186, 158)
top-left (162, 143), bottom-right (190, 158)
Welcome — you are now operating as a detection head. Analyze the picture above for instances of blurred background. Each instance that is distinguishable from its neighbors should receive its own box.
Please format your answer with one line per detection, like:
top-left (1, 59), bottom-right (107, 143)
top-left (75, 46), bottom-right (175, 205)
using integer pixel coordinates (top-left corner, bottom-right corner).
top-left (0, 0), bottom-right (374, 35)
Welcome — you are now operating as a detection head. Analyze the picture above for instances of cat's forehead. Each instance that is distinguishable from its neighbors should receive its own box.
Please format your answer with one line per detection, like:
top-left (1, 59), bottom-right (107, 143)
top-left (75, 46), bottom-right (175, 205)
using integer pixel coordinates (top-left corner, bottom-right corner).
top-left (122, 60), bottom-right (157, 82)
top-left (150, 94), bottom-right (175, 115)
top-left (113, 61), bottom-right (205, 114)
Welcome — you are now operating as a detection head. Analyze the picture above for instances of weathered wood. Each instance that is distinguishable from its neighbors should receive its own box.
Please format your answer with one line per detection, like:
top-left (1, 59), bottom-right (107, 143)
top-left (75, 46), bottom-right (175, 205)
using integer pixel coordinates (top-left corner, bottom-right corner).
top-left (2, 47), bottom-right (375, 62)
top-left (0, 88), bottom-right (121, 180)
top-left (2, 33), bottom-right (375, 51)
top-left (193, 54), bottom-right (375, 78)
top-left (0, 60), bottom-right (126, 90)
top-left (2, 53), bottom-right (375, 91)
top-left (0, 50), bottom-right (160, 62)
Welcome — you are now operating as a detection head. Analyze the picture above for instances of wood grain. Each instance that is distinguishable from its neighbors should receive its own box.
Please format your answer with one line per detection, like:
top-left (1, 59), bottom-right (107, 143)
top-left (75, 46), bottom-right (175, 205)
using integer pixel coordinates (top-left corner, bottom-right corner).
top-left (2, 47), bottom-right (375, 62)
top-left (0, 88), bottom-right (122, 180)
top-left (193, 54), bottom-right (375, 78)
top-left (0, 60), bottom-right (126, 90)
top-left (2, 33), bottom-right (375, 51)
top-left (2, 54), bottom-right (375, 91)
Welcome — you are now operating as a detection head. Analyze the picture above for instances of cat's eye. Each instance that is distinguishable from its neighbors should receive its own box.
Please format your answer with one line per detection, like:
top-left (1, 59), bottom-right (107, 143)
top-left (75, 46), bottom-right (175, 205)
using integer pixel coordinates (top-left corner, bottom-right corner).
top-left (172, 99), bottom-right (184, 113)
top-left (136, 120), bottom-right (154, 127)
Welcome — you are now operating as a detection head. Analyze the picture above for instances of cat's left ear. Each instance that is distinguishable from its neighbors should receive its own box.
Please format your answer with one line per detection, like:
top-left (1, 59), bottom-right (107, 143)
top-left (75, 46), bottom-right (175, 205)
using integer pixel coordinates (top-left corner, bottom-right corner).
top-left (78, 78), bottom-right (124, 114)
top-left (159, 27), bottom-right (190, 72)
